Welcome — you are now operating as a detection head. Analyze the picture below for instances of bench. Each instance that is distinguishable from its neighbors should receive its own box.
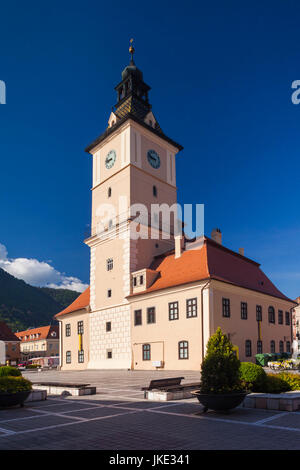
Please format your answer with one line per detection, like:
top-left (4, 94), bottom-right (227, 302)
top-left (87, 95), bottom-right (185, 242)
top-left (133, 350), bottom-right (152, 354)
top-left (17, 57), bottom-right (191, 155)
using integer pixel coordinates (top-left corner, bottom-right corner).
top-left (141, 377), bottom-right (201, 401)
top-left (141, 377), bottom-right (185, 392)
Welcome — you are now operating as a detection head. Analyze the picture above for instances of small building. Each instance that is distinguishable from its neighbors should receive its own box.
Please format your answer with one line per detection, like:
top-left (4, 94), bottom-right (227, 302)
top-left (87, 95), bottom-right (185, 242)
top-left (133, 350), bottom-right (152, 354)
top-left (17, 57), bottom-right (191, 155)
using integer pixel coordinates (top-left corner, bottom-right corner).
top-left (15, 325), bottom-right (59, 361)
top-left (0, 322), bottom-right (20, 365)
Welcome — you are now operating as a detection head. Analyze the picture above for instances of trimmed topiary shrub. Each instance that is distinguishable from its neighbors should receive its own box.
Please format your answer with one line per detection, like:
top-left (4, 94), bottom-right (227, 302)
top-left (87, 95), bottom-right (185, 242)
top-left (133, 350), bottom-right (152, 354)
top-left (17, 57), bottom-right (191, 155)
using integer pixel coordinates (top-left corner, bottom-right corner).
top-left (0, 366), bottom-right (22, 377)
top-left (0, 376), bottom-right (32, 394)
top-left (239, 362), bottom-right (267, 392)
top-left (200, 327), bottom-right (244, 394)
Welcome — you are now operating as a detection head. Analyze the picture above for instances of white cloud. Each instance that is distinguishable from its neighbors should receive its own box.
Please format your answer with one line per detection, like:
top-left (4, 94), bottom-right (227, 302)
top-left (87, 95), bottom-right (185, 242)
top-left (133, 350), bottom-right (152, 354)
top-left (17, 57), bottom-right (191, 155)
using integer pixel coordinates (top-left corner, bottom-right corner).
top-left (0, 243), bottom-right (88, 292)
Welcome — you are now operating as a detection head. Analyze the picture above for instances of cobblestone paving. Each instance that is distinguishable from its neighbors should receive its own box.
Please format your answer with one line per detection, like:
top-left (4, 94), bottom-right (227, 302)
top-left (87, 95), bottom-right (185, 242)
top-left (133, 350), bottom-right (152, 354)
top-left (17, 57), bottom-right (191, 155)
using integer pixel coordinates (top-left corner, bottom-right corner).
top-left (0, 370), bottom-right (298, 450)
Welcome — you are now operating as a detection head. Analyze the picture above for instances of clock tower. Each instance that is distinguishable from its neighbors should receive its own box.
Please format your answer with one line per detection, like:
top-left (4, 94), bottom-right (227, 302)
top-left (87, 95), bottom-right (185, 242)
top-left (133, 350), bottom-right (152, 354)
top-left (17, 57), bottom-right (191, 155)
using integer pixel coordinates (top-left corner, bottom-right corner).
top-left (85, 43), bottom-right (183, 369)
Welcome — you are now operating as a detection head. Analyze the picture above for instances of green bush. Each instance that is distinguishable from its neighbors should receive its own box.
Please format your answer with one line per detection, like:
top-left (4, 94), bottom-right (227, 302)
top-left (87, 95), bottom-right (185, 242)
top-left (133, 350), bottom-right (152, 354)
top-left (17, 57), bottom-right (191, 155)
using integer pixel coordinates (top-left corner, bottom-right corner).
top-left (0, 366), bottom-right (22, 377)
top-left (200, 327), bottom-right (243, 394)
top-left (277, 373), bottom-right (300, 391)
top-left (264, 374), bottom-right (291, 393)
top-left (0, 376), bottom-right (32, 394)
top-left (239, 362), bottom-right (267, 392)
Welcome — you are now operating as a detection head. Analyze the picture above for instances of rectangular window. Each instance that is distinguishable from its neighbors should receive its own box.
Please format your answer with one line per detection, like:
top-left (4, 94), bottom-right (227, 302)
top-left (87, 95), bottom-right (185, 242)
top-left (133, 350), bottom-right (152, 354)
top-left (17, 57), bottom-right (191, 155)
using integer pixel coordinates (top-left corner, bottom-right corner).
top-left (241, 302), bottom-right (248, 320)
top-left (107, 289), bottom-right (112, 298)
top-left (169, 301), bottom-right (179, 320)
top-left (285, 311), bottom-right (290, 326)
top-left (66, 324), bottom-right (71, 337)
top-left (256, 305), bottom-right (262, 322)
top-left (66, 351), bottom-right (71, 364)
top-left (278, 310), bottom-right (283, 324)
top-left (134, 310), bottom-right (142, 326)
top-left (133, 277), bottom-right (137, 287)
top-left (268, 307), bottom-right (275, 324)
top-left (107, 258), bottom-right (113, 271)
top-left (257, 340), bottom-right (263, 354)
top-left (143, 344), bottom-right (151, 361)
top-left (222, 298), bottom-right (230, 317)
top-left (140, 275), bottom-right (144, 285)
top-left (106, 321), bottom-right (111, 332)
top-left (78, 350), bottom-right (84, 363)
top-left (186, 298), bottom-right (197, 318)
top-left (77, 321), bottom-right (84, 335)
top-left (179, 341), bottom-right (189, 360)
top-left (107, 349), bottom-right (112, 359)
top-left (147, 307), bottom-right (156, 324)
top-left (245, 340), bottom-right (252, 357)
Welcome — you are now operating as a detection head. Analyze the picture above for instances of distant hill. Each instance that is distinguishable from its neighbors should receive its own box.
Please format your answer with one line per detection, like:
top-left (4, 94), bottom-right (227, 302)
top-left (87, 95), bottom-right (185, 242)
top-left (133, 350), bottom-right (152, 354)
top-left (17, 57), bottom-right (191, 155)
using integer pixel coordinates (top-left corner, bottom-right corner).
top-left (0, 268), bottom-right (80, 332)
top-left (39, 287), bottom-right (81, 310)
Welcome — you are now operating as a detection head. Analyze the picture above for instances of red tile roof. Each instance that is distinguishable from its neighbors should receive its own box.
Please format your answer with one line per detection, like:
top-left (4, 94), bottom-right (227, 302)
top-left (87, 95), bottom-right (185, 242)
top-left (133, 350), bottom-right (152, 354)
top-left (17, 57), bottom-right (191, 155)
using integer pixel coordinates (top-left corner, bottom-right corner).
top-left (0, 322), bottom-right (20, 342)
top-left (15, 325), bottom-right (59, 342)
top-left (55, 287), bottom-right (90, 319)
top-left (54, 239), bottom-right (294, 316)
top-left (130, 238), bottom-right (295, 302)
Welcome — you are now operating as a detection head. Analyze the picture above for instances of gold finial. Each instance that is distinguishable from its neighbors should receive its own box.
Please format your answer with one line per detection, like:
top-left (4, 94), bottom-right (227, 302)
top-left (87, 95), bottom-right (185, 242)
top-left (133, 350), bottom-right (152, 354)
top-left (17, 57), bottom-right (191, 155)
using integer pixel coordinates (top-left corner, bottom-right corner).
top-left (129, 38), bottom-right (135, 62)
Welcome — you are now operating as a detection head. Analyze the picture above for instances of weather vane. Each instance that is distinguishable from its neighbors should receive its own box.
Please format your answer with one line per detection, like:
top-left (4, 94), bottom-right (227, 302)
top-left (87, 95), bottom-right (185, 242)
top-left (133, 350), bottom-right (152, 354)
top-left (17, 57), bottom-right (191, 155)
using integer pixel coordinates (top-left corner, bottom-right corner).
top-left (129, 38), bottom-right (135, 62)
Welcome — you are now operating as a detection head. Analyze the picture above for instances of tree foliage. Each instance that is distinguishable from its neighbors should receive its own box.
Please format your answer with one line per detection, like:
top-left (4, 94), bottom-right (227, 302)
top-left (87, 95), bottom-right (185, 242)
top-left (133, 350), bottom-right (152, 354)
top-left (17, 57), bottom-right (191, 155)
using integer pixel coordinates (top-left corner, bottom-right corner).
top-left (200, 327), bottom-right (243, 394)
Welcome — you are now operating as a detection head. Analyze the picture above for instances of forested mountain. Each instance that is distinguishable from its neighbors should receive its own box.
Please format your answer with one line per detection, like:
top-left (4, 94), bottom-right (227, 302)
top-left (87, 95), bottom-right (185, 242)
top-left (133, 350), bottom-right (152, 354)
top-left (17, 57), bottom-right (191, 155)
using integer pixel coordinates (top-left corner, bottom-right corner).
top-left (0, 268), bottom-right (80, 332)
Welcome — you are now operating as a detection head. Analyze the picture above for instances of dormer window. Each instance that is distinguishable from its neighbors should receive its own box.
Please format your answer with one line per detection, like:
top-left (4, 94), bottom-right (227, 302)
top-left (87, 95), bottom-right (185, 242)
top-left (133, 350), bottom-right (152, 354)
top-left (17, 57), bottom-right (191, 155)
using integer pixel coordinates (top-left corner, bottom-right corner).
top-left (140, 275), bottom-right (144, 285)
top-left (149, 120), bottom-right (153, 127)
top-left (133, 277), bottom-right (137, 287)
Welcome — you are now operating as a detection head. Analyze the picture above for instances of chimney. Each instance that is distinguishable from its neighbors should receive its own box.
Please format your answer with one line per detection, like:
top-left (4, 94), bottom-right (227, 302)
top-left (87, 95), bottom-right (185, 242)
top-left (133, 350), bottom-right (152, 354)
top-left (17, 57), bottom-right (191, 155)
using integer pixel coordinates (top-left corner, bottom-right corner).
top-left (175, 235), bottom-right (183, 259)
top-left (211, 228), bottom-right (222, 245)
top-left (239, 247), bottom-right (245, 256)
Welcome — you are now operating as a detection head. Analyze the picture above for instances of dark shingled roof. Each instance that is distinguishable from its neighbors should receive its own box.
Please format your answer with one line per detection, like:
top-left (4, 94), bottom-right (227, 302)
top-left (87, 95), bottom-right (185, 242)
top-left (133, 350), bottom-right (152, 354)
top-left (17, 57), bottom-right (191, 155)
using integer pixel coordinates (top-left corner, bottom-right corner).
top-left (0, 322), bottom-right (20, 342)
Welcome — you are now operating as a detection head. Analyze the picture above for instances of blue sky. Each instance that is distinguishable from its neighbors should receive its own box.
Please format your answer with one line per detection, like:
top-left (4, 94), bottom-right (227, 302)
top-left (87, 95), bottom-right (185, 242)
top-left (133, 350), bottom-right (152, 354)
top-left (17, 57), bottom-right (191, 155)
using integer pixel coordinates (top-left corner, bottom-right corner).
top-left (0, 0), bottom-right (300, 297)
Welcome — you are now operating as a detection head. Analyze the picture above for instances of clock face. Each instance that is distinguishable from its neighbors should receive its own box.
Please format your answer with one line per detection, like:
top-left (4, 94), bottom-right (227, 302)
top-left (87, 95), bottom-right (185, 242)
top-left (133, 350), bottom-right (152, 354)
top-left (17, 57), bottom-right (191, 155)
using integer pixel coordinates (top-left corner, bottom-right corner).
top-left (147, 149), bottom-right (160, 169)
top-left (105, 150), bottom-right (116, 169)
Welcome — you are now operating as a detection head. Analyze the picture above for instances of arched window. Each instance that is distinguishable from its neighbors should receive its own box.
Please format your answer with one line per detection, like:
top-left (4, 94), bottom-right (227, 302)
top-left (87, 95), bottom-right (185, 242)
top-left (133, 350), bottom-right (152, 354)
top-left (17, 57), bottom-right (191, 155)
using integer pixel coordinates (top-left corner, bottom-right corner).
top-left (286, 341), bottom-right (291, 353)
top-left (268, 306), bottom-right (275, 324)
top-left (257, 340), bottom-right (263, 354)
top-left (270, 340), bottom-right (275, 353)
top-left (245, 340), bottom-right (252, 357)
top-left (108, 187), bottom-right (112, 198)
top-left (279, 340), bottom-right (284, 354)
top-left (143, 344), bottom-right (151, 361)
top-left (153, 185), bottom-right (157, 197)
top-left (178, 341), bottom-right (189, 359)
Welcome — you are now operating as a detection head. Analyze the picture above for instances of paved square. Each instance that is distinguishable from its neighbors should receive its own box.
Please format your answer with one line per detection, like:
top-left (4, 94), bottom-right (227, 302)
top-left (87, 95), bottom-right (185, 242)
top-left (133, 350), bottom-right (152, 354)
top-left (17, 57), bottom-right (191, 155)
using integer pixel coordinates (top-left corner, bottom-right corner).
top-left (0, 369), bottom-right (299, 449)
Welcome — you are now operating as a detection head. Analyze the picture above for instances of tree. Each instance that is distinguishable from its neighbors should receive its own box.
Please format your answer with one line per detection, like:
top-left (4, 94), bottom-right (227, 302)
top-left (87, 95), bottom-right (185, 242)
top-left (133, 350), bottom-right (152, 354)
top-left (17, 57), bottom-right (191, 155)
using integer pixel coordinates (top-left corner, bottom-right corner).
top-left (200, 327), bottom-right (243, 394)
